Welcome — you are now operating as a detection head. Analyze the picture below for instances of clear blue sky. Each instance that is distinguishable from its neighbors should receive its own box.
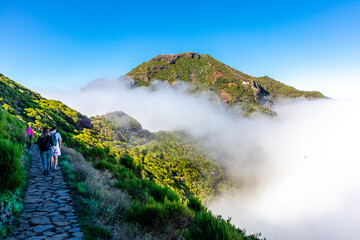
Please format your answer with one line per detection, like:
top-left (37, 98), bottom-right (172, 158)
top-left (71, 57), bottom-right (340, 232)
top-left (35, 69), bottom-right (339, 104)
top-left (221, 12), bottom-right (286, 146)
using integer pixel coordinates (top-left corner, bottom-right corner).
top-left (1, 0), bottom-right (359, 98)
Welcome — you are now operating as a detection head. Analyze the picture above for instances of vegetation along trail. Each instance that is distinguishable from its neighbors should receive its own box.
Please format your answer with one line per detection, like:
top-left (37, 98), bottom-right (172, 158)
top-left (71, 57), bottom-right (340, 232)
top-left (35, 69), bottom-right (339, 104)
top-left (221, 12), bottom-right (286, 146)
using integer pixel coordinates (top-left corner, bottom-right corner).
top-left (8, 146), bottom-right (83, 240)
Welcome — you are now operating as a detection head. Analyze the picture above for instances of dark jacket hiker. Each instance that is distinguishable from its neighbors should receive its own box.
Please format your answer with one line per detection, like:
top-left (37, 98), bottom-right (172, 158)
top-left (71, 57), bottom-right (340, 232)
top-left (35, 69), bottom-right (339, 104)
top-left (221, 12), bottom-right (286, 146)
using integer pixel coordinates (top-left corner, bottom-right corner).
top-left (37, 127), bottom-right (57, 175)
top-left (38, 134), bottom-right (55, 151)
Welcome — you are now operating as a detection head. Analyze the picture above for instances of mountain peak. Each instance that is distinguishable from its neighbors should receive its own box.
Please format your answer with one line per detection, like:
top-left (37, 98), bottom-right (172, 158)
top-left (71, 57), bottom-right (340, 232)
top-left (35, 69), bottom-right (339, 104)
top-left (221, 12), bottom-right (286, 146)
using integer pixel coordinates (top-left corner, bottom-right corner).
top-left (125, 53), bottom-right (325, 115)
top-left (150, 52), bottom-right (203, 64)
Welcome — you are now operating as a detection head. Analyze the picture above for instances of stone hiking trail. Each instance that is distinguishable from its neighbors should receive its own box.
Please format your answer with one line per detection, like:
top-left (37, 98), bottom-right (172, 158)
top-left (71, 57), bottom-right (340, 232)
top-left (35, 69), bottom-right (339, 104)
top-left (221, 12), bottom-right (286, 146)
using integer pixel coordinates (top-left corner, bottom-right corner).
top-left (8, 146), bottom-right (83, 240)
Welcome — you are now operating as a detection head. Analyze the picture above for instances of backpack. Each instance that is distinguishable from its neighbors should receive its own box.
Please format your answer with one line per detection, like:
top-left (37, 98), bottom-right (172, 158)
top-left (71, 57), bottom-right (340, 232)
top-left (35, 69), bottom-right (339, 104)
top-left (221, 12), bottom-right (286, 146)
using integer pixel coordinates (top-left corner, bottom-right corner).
top-left (50, 132), bottom-right (58, 147)
top-left (38, 136), bottom-right (51, 151)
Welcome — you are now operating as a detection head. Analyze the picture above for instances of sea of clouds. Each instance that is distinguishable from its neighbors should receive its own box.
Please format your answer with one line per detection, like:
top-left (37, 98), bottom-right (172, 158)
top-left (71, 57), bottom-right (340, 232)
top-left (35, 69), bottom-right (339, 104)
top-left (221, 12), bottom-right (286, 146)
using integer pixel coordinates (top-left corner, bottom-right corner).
top-left (41, 78), bottom-right (360, 240)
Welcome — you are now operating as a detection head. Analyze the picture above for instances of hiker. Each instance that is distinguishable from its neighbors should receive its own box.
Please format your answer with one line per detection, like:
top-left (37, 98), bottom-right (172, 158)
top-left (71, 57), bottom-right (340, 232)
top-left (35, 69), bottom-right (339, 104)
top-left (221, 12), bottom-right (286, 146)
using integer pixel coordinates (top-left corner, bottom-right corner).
top-left (25, 124), bottom-right (34, 148)
top-left (50, 126), bottom-right (62, 171)
top-left (37, 127), bottom-right (57, 175)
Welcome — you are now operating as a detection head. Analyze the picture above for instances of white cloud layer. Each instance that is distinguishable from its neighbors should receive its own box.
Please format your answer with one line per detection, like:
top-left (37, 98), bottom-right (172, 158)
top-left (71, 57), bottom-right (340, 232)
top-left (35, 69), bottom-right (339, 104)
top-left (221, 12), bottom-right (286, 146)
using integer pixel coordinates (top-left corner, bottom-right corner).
top-left (41, 78), bottom-right (360, 240)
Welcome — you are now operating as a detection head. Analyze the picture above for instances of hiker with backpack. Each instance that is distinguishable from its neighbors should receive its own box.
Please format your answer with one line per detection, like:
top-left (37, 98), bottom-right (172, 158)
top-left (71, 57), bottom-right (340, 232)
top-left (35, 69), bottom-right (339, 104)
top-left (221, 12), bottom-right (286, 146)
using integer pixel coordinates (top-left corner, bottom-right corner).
top-left (25, 124), bottom-right (34, 149)
top-left (37, 127), bottom-right (57, 175)
top-left (50, 127), bottom-right (62, 171)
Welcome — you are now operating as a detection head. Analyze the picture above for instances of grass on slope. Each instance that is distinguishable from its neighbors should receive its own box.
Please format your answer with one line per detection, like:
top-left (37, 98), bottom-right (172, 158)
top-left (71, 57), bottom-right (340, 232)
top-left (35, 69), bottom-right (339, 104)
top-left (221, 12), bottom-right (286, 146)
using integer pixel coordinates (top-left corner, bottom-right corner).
top-left (0, 108), bottom-right (26, 192)
top-left (60, 147), bottom-right (155, 240)
top-left (0, 108), bottom-right (29, 238)
top-left (60, 146), bottom-right (262, 240)
top-left (0, 73), bottom-right (84, 133)
top-left (256, 76), bottom-right (325, 99)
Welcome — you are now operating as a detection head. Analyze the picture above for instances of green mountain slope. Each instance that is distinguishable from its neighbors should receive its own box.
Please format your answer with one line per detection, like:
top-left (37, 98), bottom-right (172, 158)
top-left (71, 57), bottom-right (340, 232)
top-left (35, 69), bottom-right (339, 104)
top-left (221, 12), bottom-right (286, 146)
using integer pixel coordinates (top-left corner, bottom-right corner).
top-left (0, 73), bottom-right (257, 239)
top-left (256, 76), bottom-right (324, 99)
top-left (0, 73), bottom-right (225, 201)
top-left (0, 73), bottom-right (92, 133)
top-left (126, 52), bottom-right (325, 114)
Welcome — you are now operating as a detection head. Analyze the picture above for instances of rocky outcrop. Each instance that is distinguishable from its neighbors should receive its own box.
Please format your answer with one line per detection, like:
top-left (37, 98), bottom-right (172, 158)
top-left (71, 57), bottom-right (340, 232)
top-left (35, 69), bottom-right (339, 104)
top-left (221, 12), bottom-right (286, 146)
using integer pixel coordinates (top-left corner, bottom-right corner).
top-left (127, 63), bottom-right (171, 83)
top-left (251, 81), bottom-right (272, 106)
top-left (151, 52), bottom-right (202, 64)
top-left (75, 116), bottom-right (93, 130)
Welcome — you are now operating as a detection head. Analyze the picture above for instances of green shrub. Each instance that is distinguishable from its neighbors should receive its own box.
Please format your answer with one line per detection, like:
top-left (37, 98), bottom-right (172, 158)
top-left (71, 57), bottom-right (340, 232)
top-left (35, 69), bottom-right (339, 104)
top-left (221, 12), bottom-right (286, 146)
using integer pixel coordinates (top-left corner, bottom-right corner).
top-left (116, 177), bottom-right (145, 200)
top-left (94, 160), bottom-right (115, 172)
top-left (1, 104), bottom-right (15, 114)
top-left (185, 210), bottom-right (259, 240)
top-left (85, 224), bottom-right (112, 240)
top-left (186, 210), bottom-right (227, 240)
top-left (125, 197), bottom-right (188, 228)
top-left (162, 196), bottom-right (188, 218)
top-left (125, 200), bottom-right (161, 227)
top-left (106, 154), bottom-right (117, 164)
top-left (0, 108), bottom-right (26, 192)
top-left (187, 196), bottom-right (204, 212)
top-left (120, 155), bottom-right (142, 177)
top-left (120, 155), bottom-right (136, 170)
top-left (84, 146), bottom-right (107, 161)
top-left (61, 131), bottom-right (82, 148)
top-left (113, 165), bottom-right (136, 180)
top-left (149, 184), bottom-right (179, 203)
top-left (61, 147), bottom-right (156, 239)
top-left (0, 189), bottom-right (23, 238)
top-left (0, 107), bottom-right (26, 143)
top-left (73, 182), bottom-right (87, 196)
top-left (0, 140), bottom-right (25, 192)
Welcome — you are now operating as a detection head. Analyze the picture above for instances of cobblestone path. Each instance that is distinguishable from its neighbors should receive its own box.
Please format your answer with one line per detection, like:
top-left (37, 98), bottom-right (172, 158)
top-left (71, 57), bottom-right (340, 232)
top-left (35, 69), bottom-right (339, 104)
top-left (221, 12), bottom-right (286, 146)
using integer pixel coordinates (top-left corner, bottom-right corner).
top-left (8, 146), bottom-right (83, 240)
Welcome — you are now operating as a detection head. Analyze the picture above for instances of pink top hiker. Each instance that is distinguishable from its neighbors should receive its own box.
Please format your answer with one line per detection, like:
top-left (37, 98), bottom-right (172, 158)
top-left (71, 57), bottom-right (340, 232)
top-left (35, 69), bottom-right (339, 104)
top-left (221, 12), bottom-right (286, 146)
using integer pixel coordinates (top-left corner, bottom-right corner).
top-left (26, 126), bottom-right (34, 137)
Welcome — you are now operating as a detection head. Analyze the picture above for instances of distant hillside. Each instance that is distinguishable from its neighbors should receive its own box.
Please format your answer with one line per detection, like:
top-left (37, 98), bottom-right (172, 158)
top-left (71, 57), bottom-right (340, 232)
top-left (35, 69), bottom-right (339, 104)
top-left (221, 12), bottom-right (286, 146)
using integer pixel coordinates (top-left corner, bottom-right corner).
top-left (126, 52), bottom-right (325, 114)
top-left (75, 111), bottom-right (230, 202)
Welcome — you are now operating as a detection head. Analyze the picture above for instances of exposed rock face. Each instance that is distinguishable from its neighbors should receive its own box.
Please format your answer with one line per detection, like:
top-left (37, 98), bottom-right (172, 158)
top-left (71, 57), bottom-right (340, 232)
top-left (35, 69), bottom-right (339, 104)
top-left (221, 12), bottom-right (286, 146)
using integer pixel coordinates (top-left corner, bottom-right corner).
top-left (75, 115), bottom-right (93, 130)
top-left (210, 71), bottom-right (227, 83)
top-left (251, 81), bottom-right (272, 106)
top-left (128, 64), bottom-right (172, 83)
top-left (129, 52), bottom-right (202, 83)
top-left (151, 52), bottom-right (202, 64)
